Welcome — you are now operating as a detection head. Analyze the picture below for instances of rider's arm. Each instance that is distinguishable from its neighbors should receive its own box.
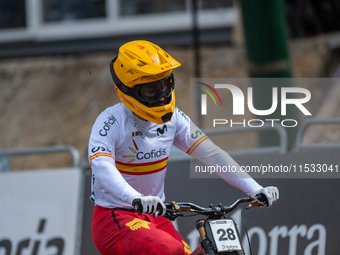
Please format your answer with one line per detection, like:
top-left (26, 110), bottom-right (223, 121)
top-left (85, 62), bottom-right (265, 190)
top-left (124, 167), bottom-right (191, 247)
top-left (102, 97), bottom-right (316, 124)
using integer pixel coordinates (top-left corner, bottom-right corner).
top-left (190, 138), bottom-right (263, 196)
top-left (88, 110), bottom-right (141, 206)
top-left (90, 158), bottom-right (141, 204)
top-left (172, 108), bottom-right (262, 196)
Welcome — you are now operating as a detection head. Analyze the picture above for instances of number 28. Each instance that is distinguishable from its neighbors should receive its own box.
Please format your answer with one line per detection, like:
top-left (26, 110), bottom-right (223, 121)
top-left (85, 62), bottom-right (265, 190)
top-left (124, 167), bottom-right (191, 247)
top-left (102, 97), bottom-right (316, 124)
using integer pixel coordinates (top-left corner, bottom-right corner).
top-left (217, 228), bottom-right (236, 241)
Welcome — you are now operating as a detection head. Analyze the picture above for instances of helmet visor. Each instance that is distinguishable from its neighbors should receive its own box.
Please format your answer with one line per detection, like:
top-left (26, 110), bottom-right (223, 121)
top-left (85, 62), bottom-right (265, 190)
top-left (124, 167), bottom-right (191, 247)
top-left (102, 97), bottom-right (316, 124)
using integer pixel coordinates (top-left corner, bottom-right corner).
top-left (134, 74), bottom-right (174, 103)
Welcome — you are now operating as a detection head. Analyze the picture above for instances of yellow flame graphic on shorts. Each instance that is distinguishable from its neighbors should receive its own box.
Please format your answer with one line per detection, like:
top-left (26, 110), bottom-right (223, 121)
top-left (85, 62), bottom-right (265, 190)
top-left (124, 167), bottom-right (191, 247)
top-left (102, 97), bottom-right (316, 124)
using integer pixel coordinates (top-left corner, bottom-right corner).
top-left (182, 240), bottom-right (192, 254)
top-left (125, 218), bottom-right (151, 231)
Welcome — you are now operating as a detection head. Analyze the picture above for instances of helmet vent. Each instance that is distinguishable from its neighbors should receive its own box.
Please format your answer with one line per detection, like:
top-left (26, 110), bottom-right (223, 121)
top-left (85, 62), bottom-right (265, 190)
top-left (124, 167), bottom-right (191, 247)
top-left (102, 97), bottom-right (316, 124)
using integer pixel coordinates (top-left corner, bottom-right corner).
top-left (136, 61), bottom-right (147, 67)
top-left (127, 69), bottom-right (137, 75)
top-left (158, 53), bottom-right (167, 64)
top-left (124, 52), bottom-right (136, 60)
top-left (150, 44), bottom-right (160, 51)
top-left (161, 112), bottom-right (173, 123)
top-left (162, 50), bottom-right (169, 58)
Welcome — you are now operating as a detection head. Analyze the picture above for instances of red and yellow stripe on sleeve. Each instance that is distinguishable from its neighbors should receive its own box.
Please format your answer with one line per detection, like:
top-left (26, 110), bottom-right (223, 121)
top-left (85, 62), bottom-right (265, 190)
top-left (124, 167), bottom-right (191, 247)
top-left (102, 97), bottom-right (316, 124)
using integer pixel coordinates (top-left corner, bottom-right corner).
top-left (186, 135), bottom-right (208, 155)
top-left (89, 153), bottom-right (114, 166)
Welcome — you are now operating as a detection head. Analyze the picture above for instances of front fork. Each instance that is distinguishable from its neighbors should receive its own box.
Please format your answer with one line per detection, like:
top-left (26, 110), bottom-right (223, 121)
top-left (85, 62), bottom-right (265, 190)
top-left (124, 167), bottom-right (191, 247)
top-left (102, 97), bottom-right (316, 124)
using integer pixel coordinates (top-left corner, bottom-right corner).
top-left (194, 219), bottom-right (216, 255)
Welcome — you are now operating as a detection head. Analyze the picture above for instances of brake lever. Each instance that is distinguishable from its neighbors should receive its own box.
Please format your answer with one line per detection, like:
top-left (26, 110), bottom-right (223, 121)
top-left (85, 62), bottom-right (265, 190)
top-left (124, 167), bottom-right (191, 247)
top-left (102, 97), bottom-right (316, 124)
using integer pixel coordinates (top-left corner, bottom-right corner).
top-left (246, 195), bottom-right (264, 208)
top-left (163, 210), bottom-right (182, 221)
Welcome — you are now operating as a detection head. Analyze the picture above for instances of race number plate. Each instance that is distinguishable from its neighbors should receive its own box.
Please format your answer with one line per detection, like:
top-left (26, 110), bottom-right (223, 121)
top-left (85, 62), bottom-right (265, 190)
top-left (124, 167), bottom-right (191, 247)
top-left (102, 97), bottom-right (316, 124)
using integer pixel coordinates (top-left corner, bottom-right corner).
top-left (208, 219), bottom-right (242, 253)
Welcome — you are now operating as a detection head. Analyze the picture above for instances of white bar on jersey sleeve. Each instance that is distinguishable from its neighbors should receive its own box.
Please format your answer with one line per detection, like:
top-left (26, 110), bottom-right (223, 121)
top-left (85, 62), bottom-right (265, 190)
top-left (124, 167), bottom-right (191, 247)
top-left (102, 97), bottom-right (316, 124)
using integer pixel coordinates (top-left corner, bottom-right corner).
top-left (190, 138), bottom-right (263, 196)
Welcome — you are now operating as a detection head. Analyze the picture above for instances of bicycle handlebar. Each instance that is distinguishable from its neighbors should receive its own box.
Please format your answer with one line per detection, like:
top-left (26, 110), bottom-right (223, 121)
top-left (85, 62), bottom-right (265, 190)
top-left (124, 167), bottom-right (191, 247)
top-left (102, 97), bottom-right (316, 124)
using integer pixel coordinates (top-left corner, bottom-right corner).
top-left (166, 194), bottom-right (266, 214)
top-left (133, 194), bottom-right (268, 219)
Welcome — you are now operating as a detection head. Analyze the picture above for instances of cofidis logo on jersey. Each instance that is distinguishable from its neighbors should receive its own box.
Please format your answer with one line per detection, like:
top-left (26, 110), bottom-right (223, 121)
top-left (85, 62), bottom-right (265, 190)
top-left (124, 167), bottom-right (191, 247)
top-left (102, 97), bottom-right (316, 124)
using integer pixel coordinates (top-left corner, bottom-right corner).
top-left (123, 139), bottom-right (166, 163)
top-left (197, 82), bottom-right (312, 128)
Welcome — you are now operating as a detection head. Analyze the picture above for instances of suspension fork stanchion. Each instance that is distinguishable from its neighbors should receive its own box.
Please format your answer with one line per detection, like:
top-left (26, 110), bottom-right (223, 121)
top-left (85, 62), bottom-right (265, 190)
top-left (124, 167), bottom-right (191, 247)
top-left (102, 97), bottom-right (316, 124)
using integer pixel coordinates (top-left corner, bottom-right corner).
top-left (196, 219), bottom-right (206, 243)
top-left (196, 219), bottom-right (215, 255)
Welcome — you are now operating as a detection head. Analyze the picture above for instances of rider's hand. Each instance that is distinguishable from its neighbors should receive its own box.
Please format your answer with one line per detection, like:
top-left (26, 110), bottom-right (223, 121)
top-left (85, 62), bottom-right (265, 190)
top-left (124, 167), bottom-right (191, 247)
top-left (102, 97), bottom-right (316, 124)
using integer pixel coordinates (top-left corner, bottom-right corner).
top-left (131, 194), bottom-right (166, 217)
top-left (255, 186), bottom-right (279, 208)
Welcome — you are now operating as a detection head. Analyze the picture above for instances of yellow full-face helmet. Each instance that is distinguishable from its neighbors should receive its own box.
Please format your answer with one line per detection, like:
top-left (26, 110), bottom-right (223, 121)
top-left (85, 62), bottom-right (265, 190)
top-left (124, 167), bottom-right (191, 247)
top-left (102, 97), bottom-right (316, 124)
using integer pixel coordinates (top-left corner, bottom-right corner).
top-left (110, 40), bottom-right (181, 124)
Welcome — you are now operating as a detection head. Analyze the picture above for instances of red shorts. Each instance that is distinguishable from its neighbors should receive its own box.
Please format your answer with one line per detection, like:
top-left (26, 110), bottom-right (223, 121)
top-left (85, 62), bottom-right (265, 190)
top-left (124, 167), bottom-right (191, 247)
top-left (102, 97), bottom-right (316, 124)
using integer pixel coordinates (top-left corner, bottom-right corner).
top-left (92, 205), bottom-right (192, 255)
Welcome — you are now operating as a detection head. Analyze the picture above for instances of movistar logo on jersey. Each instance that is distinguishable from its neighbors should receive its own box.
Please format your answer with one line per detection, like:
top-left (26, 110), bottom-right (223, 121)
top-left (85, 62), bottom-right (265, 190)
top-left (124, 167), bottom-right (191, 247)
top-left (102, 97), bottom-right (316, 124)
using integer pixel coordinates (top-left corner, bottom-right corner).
top-left (157, 124), bottom-right (167, 136)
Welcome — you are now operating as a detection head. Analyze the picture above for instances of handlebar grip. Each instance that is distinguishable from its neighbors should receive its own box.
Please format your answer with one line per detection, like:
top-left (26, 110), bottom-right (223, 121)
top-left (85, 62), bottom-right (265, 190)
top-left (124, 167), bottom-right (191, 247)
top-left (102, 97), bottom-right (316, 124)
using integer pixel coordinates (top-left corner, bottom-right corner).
top-left (255, 193), bottom-right (268, 206)
top-left (153, 203), bottom-right (165, 218)
top-left (156, 203), bottom-right (164, 215)
top-left (132, 198), bottom-right (142, 213)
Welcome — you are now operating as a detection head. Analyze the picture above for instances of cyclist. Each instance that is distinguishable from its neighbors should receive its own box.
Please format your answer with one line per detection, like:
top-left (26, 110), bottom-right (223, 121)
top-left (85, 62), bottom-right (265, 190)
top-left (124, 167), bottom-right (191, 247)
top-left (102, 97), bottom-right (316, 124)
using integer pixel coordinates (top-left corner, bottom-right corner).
top-left (88, 40), bottom-right (279, 255)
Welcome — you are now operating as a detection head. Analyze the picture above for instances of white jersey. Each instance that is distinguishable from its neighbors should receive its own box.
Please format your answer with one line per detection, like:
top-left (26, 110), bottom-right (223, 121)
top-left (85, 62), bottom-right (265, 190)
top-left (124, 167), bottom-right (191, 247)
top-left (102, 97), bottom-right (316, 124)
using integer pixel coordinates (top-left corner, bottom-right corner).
top-left (88, 103), bottom-right (262, 209)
